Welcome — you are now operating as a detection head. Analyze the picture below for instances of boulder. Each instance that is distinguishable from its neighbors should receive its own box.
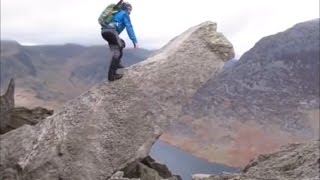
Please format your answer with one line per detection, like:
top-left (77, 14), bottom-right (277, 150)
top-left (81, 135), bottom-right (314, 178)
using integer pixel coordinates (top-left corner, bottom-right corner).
top-left (122, 156), bottom-right (181, 180)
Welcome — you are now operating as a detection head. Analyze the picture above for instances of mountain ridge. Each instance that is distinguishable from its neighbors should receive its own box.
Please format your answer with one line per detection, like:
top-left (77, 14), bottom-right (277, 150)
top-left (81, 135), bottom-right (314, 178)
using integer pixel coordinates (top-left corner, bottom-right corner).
top-left (1, 41), bottom-right (154, 108)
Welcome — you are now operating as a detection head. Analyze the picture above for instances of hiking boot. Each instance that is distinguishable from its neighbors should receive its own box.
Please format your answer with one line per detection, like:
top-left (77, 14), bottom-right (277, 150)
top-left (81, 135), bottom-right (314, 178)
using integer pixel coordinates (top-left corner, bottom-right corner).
top-left (118, 63), bottom-right (125, 69)
top-left (116, 67), bottom-right (125, 75)
top-left (110, 73), bottom-right (123, 81)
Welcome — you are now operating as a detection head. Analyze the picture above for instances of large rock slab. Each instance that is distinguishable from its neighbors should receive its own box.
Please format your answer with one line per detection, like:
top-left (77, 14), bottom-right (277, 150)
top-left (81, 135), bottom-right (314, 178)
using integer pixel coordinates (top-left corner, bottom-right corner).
top-left (0, 21), bottom-right (234, 179)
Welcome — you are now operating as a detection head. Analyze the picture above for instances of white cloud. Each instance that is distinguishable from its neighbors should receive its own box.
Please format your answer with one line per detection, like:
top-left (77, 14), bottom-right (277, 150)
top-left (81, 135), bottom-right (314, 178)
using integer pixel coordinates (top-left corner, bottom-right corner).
top-left (1, 0), bottom-right (319, 57)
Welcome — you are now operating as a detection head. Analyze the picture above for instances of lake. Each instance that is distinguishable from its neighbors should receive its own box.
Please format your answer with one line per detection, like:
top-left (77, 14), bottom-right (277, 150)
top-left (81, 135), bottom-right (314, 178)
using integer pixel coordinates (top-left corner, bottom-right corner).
top-left (150, 140), bottom-right (239, 180)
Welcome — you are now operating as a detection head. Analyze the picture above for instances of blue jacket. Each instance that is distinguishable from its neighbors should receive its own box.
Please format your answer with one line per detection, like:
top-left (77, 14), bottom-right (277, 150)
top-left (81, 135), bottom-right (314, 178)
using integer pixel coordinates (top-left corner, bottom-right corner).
top-left (111, 10), bottom-right (137, 44)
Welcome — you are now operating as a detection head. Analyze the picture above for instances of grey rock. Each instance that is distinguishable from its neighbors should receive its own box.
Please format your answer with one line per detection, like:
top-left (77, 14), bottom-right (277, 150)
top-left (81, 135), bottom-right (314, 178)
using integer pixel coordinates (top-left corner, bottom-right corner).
top-left (123, 162), bottom-right (165, 180)
top-left (141, 156), bottom-right (181, 179)
top-left (0, 78), bottom-right (15, 134)
top-left (122, 156), bottom-right (181, 180)
top-left (0, 21), bottom-right (234, 180)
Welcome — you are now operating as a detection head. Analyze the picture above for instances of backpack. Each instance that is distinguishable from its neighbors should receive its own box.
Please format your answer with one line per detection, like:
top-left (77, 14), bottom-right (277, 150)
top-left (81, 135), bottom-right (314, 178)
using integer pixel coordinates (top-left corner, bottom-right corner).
top-left (98, 3), bottom-right (121, 26)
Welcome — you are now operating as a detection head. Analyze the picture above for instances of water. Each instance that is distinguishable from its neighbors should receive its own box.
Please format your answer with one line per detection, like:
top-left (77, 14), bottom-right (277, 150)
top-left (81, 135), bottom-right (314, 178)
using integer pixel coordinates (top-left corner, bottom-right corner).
top-left (150, 140), bottom-right (239, 180)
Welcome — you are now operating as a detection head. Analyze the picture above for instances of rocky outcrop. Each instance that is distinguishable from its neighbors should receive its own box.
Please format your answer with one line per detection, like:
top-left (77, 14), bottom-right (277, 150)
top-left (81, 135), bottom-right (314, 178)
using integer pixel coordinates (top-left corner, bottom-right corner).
top-left (109, 156), bottom-right (181, 180)
top-left (140, 156), bottom-right (179, 179)
top-left (163, 19), bottom-right (320, 167)
top-left (4, 107), bottom-right (54, 133)
top-left (0, 78), bottom-right (15, 134)
top-left (122, 163), bottom-right (174, 180)
top-left (192, 141), bottom-right (320, 180)
top-left (0, 21), bottom-right (234, 179)
top-left (0, 78), bottom-right (53, 134)
top-left (121, 156), bottom-right (181, 180)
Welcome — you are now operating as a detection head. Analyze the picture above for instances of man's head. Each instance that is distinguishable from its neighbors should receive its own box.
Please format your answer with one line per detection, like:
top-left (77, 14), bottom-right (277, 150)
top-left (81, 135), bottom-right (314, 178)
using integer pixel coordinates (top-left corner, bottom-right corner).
top-left (122, 2), bottom-right (132, 14)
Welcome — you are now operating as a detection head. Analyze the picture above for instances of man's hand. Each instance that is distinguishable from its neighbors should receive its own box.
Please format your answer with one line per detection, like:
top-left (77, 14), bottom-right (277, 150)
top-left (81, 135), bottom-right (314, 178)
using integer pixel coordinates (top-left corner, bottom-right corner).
top-left (134, 43), bottom-right (139, 48)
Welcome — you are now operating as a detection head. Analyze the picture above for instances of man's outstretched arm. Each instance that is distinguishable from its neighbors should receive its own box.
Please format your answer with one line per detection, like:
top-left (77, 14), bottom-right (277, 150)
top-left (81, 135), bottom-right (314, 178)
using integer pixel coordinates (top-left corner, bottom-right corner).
top-left (124, 13), bottom-right (138, 48)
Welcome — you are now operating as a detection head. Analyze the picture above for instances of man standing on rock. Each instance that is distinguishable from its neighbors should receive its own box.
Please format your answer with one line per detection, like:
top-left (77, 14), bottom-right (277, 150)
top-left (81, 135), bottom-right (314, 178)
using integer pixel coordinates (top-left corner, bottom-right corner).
top-left (99, 0), bottom-right (139, 81)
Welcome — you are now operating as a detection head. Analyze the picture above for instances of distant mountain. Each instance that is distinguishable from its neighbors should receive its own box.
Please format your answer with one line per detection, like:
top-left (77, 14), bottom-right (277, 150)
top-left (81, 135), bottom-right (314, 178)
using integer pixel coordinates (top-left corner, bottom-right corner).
top-left (0, 41), bottom-right (153, 108)
top-left (222, 58), bottom-right (238, 70)
top-left (161, 19), bottom-right (320, 167)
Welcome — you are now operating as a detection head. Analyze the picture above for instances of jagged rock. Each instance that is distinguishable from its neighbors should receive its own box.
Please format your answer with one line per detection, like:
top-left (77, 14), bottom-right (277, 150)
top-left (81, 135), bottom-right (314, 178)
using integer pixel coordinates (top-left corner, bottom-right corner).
top-left (122, 156), bottom-right (181, 180)
top-left (140, 156), bottom-right (174, 178)
top-left (123, 162), bottom-right (168, 180)
top-left (0, 21), bottom-right (234, 179)
top-left (0, 78), bottom-right (54, 134)
top-left (192, 141), bottom-right (320, 180)
top-left (0, 78), bottom-right (15, 134)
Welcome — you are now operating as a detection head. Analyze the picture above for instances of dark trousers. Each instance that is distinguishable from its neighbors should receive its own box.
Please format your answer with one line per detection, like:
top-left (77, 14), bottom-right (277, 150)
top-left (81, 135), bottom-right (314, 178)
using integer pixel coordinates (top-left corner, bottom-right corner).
top-left (101, 28), bottom-right (125, 80)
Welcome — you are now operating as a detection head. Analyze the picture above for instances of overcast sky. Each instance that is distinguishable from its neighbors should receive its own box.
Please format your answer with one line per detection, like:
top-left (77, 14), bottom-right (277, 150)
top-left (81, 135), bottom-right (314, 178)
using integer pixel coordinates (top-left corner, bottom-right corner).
top-left (1, 0), bottom-right (319, 57)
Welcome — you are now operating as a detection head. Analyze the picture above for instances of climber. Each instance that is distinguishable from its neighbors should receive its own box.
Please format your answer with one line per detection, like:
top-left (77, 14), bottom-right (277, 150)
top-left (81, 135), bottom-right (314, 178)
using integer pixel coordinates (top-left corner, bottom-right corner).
top-left (99, 0), bottom-right (139, 81)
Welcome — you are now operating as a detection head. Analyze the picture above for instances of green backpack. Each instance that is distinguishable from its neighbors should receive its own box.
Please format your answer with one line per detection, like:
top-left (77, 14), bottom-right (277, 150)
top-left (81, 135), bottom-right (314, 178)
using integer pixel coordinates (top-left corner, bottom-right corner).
top-left (98, 2), bottom-right (122, 26)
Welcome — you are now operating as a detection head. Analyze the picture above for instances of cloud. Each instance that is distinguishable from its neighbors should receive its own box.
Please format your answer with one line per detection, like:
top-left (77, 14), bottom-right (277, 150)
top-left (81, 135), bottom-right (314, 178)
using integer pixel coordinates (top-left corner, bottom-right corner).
top-left (1, 0), bottom-right (319, 57)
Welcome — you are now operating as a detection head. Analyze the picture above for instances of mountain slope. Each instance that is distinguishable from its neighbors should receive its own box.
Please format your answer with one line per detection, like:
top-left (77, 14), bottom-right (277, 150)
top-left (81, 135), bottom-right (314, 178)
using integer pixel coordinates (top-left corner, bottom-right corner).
top-left (162, 19), bottom-right (320, 167)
